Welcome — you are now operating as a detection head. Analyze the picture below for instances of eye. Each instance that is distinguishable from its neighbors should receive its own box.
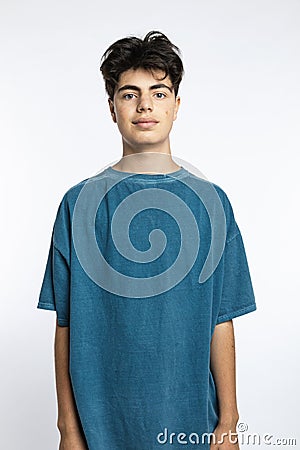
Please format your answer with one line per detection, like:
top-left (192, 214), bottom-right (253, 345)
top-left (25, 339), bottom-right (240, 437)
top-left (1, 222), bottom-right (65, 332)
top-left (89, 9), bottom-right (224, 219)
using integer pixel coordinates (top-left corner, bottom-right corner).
top-left (123, 93), bottom-right (136, 100)
top-left (154, 92), bottom-right (166, 99)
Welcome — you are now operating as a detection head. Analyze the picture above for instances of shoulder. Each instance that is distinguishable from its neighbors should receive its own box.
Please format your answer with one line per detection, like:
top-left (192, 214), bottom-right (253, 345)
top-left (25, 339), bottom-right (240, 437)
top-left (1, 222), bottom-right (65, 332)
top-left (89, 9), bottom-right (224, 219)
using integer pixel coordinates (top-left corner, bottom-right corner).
top-left (51, 171), bottom-right (108, 250)
top-left (184, 170), bottom-right (234, 215)
top-left (58, 169), bottom-right (109, 211)
top-left (184, 171), bottom-right (240, 242)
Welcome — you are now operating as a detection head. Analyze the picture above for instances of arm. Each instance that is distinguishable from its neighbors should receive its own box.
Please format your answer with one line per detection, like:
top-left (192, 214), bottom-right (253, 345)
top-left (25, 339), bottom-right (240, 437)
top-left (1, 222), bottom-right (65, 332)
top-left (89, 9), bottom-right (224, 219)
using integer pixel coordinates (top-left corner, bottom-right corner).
top-left (210, 320), bottom-right (239, 449)
top-left (54, 319), bottom-right (88, 449)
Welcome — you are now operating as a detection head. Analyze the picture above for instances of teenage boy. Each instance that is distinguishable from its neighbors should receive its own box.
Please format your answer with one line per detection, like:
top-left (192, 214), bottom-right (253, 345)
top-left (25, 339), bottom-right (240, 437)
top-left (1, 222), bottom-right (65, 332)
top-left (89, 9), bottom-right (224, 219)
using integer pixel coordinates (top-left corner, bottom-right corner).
top-left (37, 31), bottom-right (257, 450)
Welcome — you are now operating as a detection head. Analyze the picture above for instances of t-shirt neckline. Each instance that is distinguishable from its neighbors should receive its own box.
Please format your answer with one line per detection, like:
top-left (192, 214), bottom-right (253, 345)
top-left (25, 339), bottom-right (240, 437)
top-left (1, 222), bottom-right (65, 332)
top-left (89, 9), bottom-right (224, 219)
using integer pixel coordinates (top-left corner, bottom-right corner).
top-left (105, 165), bottom-right (188, 182)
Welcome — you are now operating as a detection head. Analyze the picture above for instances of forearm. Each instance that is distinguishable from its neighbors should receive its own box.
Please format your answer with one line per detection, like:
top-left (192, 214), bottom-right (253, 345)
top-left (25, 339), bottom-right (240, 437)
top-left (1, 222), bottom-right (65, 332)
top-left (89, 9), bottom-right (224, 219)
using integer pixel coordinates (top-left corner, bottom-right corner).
top-left (54, 319), bottom-right (83, 435)
top-left (210, 320), bottom-right (239, 426)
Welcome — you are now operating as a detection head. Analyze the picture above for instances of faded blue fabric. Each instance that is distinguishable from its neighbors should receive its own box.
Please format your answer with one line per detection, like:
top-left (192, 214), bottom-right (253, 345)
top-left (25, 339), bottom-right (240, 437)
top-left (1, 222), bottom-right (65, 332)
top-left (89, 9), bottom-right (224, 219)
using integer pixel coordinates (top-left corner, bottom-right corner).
top-left (37, 166), bottom-right (256, 449)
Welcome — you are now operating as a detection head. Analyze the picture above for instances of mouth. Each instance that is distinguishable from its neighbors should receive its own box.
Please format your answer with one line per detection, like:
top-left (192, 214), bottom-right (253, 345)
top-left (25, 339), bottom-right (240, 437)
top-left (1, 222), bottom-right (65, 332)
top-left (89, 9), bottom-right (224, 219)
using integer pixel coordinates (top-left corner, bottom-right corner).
top-left (132, 119), bottom-right (159, 129)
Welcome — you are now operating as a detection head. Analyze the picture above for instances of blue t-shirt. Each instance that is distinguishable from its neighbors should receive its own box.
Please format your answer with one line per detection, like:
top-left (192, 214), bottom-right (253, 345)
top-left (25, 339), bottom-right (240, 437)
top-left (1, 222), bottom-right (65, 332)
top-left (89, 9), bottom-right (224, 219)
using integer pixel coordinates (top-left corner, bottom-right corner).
top-left (37, 165), bottom-right (256, 449)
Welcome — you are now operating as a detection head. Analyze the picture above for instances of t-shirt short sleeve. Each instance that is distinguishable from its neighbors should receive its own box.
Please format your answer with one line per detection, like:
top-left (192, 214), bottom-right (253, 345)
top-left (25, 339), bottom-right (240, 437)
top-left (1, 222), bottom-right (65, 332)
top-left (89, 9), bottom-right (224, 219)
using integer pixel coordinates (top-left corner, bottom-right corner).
top-left (37, 195), bottom-right (71, 327)
top-left (215, 188), bottom-right (257, 324)
top-left (216, 228), bottom-right (257, 324)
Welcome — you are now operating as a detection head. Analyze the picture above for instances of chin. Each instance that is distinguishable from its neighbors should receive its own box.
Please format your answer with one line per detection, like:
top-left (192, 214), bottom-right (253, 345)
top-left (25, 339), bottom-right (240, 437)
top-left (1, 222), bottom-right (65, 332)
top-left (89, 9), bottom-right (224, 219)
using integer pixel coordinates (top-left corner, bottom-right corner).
top-left (128, 138), bottom-right (162, 146)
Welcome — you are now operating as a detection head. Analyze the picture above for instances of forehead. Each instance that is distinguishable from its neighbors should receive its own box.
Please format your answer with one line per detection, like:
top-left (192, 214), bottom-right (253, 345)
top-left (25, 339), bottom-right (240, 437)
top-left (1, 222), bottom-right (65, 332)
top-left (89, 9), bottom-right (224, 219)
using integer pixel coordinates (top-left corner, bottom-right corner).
top-left (117, 68), bottom-right (172, 88)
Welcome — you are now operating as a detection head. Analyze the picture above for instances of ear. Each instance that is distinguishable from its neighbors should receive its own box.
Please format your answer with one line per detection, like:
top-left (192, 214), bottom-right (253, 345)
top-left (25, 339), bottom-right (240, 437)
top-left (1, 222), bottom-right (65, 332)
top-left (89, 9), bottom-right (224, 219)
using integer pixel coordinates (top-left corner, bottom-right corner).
top-left (108, 98), bottom-right (117, 123)
top-left (173, 96), bottom-right (181, 121)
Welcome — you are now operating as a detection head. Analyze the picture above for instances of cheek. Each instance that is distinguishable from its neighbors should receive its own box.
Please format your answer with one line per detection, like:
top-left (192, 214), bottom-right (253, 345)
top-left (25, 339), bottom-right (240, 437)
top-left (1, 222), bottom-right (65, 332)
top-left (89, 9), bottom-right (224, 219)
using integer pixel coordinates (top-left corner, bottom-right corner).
top-left (115, 108), bottom-right (128, 123)
top-left (164, 109), bottom-right (176, 122)
top-left (164, 105), bottom-right (176, 118)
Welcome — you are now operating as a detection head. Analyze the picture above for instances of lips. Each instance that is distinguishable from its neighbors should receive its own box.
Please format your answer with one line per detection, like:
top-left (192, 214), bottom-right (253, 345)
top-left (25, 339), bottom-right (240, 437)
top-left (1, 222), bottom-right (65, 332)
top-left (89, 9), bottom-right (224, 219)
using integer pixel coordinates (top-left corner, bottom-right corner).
top-left (132, 118), bottom-right (159, 129)
top-left (132, 117), bottom-right (157, 125)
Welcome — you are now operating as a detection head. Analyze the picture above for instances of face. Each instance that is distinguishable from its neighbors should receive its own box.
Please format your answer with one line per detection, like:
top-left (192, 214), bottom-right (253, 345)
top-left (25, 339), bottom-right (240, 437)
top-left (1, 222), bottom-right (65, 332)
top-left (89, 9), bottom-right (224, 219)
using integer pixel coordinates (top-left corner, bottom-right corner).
top-left (108, 68), bottom-right (180, 153)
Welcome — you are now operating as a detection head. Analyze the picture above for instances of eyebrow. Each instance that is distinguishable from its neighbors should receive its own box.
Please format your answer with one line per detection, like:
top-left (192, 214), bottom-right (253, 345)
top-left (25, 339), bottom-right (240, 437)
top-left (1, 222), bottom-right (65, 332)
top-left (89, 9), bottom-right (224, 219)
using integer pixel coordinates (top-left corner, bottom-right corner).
top-left (117, 83), bottom-right (174, 94)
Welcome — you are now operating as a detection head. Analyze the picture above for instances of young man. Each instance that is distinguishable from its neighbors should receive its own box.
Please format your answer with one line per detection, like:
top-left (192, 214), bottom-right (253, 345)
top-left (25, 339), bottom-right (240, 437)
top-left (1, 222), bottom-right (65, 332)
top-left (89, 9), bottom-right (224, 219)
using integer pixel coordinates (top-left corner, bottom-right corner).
top-left (37, 31), bottom-right (257, 449)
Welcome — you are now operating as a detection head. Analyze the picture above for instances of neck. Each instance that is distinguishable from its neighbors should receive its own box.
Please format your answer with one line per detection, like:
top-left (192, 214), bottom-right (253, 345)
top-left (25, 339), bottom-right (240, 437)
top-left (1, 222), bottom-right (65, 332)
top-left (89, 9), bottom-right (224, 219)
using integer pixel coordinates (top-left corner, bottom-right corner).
top-left (112, 140), bottom-right (181, 174)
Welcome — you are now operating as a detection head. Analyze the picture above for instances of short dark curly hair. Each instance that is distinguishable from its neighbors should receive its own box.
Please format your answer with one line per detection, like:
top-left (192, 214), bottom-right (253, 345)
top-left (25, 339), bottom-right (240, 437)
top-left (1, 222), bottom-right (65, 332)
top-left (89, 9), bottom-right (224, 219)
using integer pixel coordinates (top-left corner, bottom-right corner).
top-left (100, 31), bottom-right (184, 100)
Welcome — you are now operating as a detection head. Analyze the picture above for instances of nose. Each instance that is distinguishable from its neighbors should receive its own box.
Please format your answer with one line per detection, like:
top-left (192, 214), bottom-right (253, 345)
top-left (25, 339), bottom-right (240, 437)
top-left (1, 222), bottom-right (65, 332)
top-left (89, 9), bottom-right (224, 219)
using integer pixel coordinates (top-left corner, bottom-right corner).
top-left (136, 93), bottom-right (153, 112)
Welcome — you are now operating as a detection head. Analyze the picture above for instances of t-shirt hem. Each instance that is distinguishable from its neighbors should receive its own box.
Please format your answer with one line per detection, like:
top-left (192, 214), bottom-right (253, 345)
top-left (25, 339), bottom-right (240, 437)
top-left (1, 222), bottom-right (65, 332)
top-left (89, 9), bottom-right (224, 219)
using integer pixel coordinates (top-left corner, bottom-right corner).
top-left (56, 319), bottom-right (69, 327)
top-left (216, 303), bottom-right (257, 324)
top-left (37, 303), bottom-right (69, 327)
top-left (37, 302), bottom-right (56, 311)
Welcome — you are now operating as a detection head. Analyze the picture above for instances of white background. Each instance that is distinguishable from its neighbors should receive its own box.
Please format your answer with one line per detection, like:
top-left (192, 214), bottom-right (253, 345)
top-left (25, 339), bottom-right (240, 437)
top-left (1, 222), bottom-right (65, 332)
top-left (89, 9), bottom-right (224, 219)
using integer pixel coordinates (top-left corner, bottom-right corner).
top-left (1, 0), bottom-right (299, 448)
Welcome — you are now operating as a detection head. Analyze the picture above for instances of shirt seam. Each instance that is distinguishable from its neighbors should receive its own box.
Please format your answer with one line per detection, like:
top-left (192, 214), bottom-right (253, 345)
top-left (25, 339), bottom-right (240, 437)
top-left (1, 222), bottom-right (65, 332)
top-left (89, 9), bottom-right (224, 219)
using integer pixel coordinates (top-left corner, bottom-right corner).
top-left (37, 302), bottom-right (55, 310)
top-left (217, 303), bottom-right (257, 323)
top-left (226, 230), bottom-right (240, 245)
top-left (105, 168), bottom-right (190, 183)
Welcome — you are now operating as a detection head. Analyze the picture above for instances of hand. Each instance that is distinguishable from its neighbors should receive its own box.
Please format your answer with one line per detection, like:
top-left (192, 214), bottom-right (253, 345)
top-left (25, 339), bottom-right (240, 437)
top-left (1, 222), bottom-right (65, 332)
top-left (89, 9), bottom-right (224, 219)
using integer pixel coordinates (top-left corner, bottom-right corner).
top-left (59, 430), bottom-right (88, 450)
top-left (210, 422), bottom-right (240, 450)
